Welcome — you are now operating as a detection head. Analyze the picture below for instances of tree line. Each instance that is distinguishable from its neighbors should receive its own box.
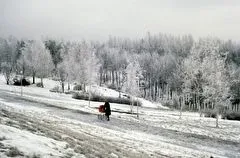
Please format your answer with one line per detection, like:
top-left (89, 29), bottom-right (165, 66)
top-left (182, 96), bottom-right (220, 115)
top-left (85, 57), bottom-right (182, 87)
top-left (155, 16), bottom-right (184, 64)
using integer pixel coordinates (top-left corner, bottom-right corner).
top-left (0, 34), bottom-right (240, 115)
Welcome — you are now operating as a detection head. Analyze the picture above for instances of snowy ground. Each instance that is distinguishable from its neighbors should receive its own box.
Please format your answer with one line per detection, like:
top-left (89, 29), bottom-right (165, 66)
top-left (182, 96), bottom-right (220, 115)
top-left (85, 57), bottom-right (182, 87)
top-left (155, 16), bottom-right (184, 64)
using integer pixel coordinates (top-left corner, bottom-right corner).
top-left (0, 75), bottom-right (240, 158)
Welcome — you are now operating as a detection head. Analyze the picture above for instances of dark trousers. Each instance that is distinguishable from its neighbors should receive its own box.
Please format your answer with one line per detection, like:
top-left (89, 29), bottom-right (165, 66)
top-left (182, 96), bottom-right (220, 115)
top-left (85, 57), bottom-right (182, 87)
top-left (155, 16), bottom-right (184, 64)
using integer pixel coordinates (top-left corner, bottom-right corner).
top-left (105, 114), bottom-right (110, 121)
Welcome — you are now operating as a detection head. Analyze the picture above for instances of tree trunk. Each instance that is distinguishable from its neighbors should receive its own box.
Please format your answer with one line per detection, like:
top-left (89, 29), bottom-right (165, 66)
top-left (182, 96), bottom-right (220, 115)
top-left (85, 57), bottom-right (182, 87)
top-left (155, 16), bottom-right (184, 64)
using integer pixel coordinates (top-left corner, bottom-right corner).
top-left (198, 101), bottom-right (202, 116)
top-left (148, 77), bottom-right (151, 99)
top-left (32, 72), bottom-right (35, 84)
top-left (137, 98), bottom-right (139, 118)
top-left (143, 88), bottom-right (146, 98)
top-left (159, 83), bottom-right (162, 99)
top-left (103, 72), bottom-right (106, 83)
top-left (5, 73), bottom-right (10, 85)
top-left (154, 81), bottom-right (158, 101)
top-left (194, 93), bottom-right (196, 111)
top-left (216, 113), bottom-right (219, 128)
top-left (161, 83), bottom-right (164, 99)
top-left (88, 85), bottom-right (91, 107)
top-left (167, 84), bottom-right (170, 100)
top-left (100, 72), bottom-right (102, 86)
top-left (40, 77), bottom-right (43, 88)
top-left (112, 70), bottom-right (115, 85)
top-left (83, 84), bottom-right (86, 92)
top-left (131, 97), bottom-right (133, 114)
top-left (170, 89), bottom-right (173, 100)
top-left (109, 71), bottom-right (111, 84)
top-left (118, 71), bottom-right (121, 88)
top-left (151, 81), bottom-right (154, 100)
top-left (179, 96), bottom-right (183, 119)
top-left (68, 82), bottom-right (70, 91)
top-left (61, 82), bottom-right (64, 93)
top-left (157, 80), bottom-right (160, 98)
top-left (22, 65), bottom-right (25, 77)
top-left (115, 71), bottom-right (118, 88)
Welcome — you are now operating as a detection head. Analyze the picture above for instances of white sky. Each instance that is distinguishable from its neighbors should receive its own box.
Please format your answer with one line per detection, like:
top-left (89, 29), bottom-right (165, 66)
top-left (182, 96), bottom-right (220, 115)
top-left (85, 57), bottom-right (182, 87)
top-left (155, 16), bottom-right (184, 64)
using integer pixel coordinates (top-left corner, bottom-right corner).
top-left (1, 0), bottom-right (240, 41)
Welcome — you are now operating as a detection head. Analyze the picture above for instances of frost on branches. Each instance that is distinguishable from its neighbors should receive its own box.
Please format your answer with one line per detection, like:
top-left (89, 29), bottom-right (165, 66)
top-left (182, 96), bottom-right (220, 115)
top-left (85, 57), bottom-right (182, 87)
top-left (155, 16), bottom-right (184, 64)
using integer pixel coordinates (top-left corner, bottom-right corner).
top-left (185, 38), bottom-right (231, 127)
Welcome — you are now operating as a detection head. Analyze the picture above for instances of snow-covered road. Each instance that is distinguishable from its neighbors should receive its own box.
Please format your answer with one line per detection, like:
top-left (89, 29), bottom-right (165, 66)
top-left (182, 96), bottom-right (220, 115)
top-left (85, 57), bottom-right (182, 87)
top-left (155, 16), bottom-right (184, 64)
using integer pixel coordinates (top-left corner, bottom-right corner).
top-left (0, 86), bottom-right (240, 157)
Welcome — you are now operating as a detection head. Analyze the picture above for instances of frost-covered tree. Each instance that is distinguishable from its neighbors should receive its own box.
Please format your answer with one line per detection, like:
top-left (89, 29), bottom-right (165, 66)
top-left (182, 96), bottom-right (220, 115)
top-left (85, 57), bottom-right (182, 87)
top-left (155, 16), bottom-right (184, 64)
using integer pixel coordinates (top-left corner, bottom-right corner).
top-left (186, 38), bottom-right (230, 127)
top-left (57, 62), bottom-right (68, 92)
top-left (67, 41), bottom-right (100, 92)
top-left (62, 43), bottom-right (78, 84)
top-left (45, 39), bottom-right (62, 73)
top-left (0, 36), bottom-right (18, 84)
top-left (22, 40), bottom-right (53, 87)
top-left (57, 42), bottom-right (72, 92)
top-left (86, 48), bottom-right (100, 106)
top-left (183, 47), bottom-right (204, 112)
top-left (14, 40), bottom-right (26, 75)
top-left (229, 67), bottom-right (240, 110)
top-left (36, 43), bottom-right (54, 88)
top-left (21, 40), bottom-right (38, 84)
top-left (86, 50), bottom-right (100, 86)
top-left (123, 56), bottom-right (142, 113)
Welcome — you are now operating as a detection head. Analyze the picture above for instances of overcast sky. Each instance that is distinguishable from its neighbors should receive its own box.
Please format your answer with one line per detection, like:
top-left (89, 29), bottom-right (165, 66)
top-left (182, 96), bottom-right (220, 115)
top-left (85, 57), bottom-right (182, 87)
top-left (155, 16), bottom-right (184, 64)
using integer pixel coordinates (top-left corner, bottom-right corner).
top-left (1, 0), bottom-right (240, 41)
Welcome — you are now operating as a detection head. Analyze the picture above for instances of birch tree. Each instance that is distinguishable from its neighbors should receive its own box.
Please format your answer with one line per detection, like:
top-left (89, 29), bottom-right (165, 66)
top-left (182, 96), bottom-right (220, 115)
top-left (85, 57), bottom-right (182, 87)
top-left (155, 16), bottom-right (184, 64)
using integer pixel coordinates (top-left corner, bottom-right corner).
top-left (67, 42), bottom-right (100, 91)
top-left (57, 42), bottom-right (72, 92)
top-left (123, 56), bottom-right (142, 114)
top-left (188, 38), bottom-right (230, 127)
top-left (21, 40), bottom-right (38, 84)
top-left (36, 42), bottom-right (54, 88)
top-left (22, 40), bottom-right (53, 87)
top-left (0, 36), bottom-right (18, 84)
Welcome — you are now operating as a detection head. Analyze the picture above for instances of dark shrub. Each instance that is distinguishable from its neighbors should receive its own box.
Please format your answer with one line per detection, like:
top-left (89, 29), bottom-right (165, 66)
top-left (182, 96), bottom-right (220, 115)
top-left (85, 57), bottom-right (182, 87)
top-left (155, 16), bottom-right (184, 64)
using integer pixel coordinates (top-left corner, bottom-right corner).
top-left (122, 94), bottom-right (130, 99)
top-left (51, 76), bottom-right (59, 81)
top-left (0, 136), bottom-right (6, 141)
top-left (73, 85), bottom-right (82, 91)
top-left (13, 76), bottom-right (30, 86)
top-left (203, 109), bottom-right (218, 118)
top-left (36, 82), bottom-right (43, 87)
top-left (6, 147), bottom-right (24, 157)
top-left (31, 153), bottom-right (41, 158)
top-left (107, 84), bottom-right (117, 90)
top-left (163, 101), bottom-right (172, 108)
top-left (72, 92), bottom-right (89, 100)
top-left (22, 78), bottom-right (30, 86)
top-left (162, 99), bottom-right (178, 109)
top-left (222, 111), bottom-right (240, 121)
top-left (65, 91), bottom-right (74, 94)
top-left (72, 92), bottom-right (142, 106)
top-left (50, 85), bottom-right (61, 93)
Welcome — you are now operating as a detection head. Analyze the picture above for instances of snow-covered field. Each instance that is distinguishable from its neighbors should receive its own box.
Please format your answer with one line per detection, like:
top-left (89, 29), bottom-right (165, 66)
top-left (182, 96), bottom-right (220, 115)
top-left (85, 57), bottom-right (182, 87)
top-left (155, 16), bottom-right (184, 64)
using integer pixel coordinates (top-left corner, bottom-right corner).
top-left (0, 75), bottom-right (240, 158)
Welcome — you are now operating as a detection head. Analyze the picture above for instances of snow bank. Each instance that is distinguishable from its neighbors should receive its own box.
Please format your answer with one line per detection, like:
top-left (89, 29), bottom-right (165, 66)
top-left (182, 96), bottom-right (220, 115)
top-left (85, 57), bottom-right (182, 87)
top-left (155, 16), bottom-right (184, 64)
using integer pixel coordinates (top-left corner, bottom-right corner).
top-left (0, 75), bottom-right (5, 84)
top-left (89, 85), bottom-right (123, 98)
top-left (90, 85), bottom-right (168, 109)
top-left (138, 98), bottom-right (168, 109)
top-left (0, 124), bottom-right (78, 157)
top-left (0, 74), bottom-right (168, 109)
